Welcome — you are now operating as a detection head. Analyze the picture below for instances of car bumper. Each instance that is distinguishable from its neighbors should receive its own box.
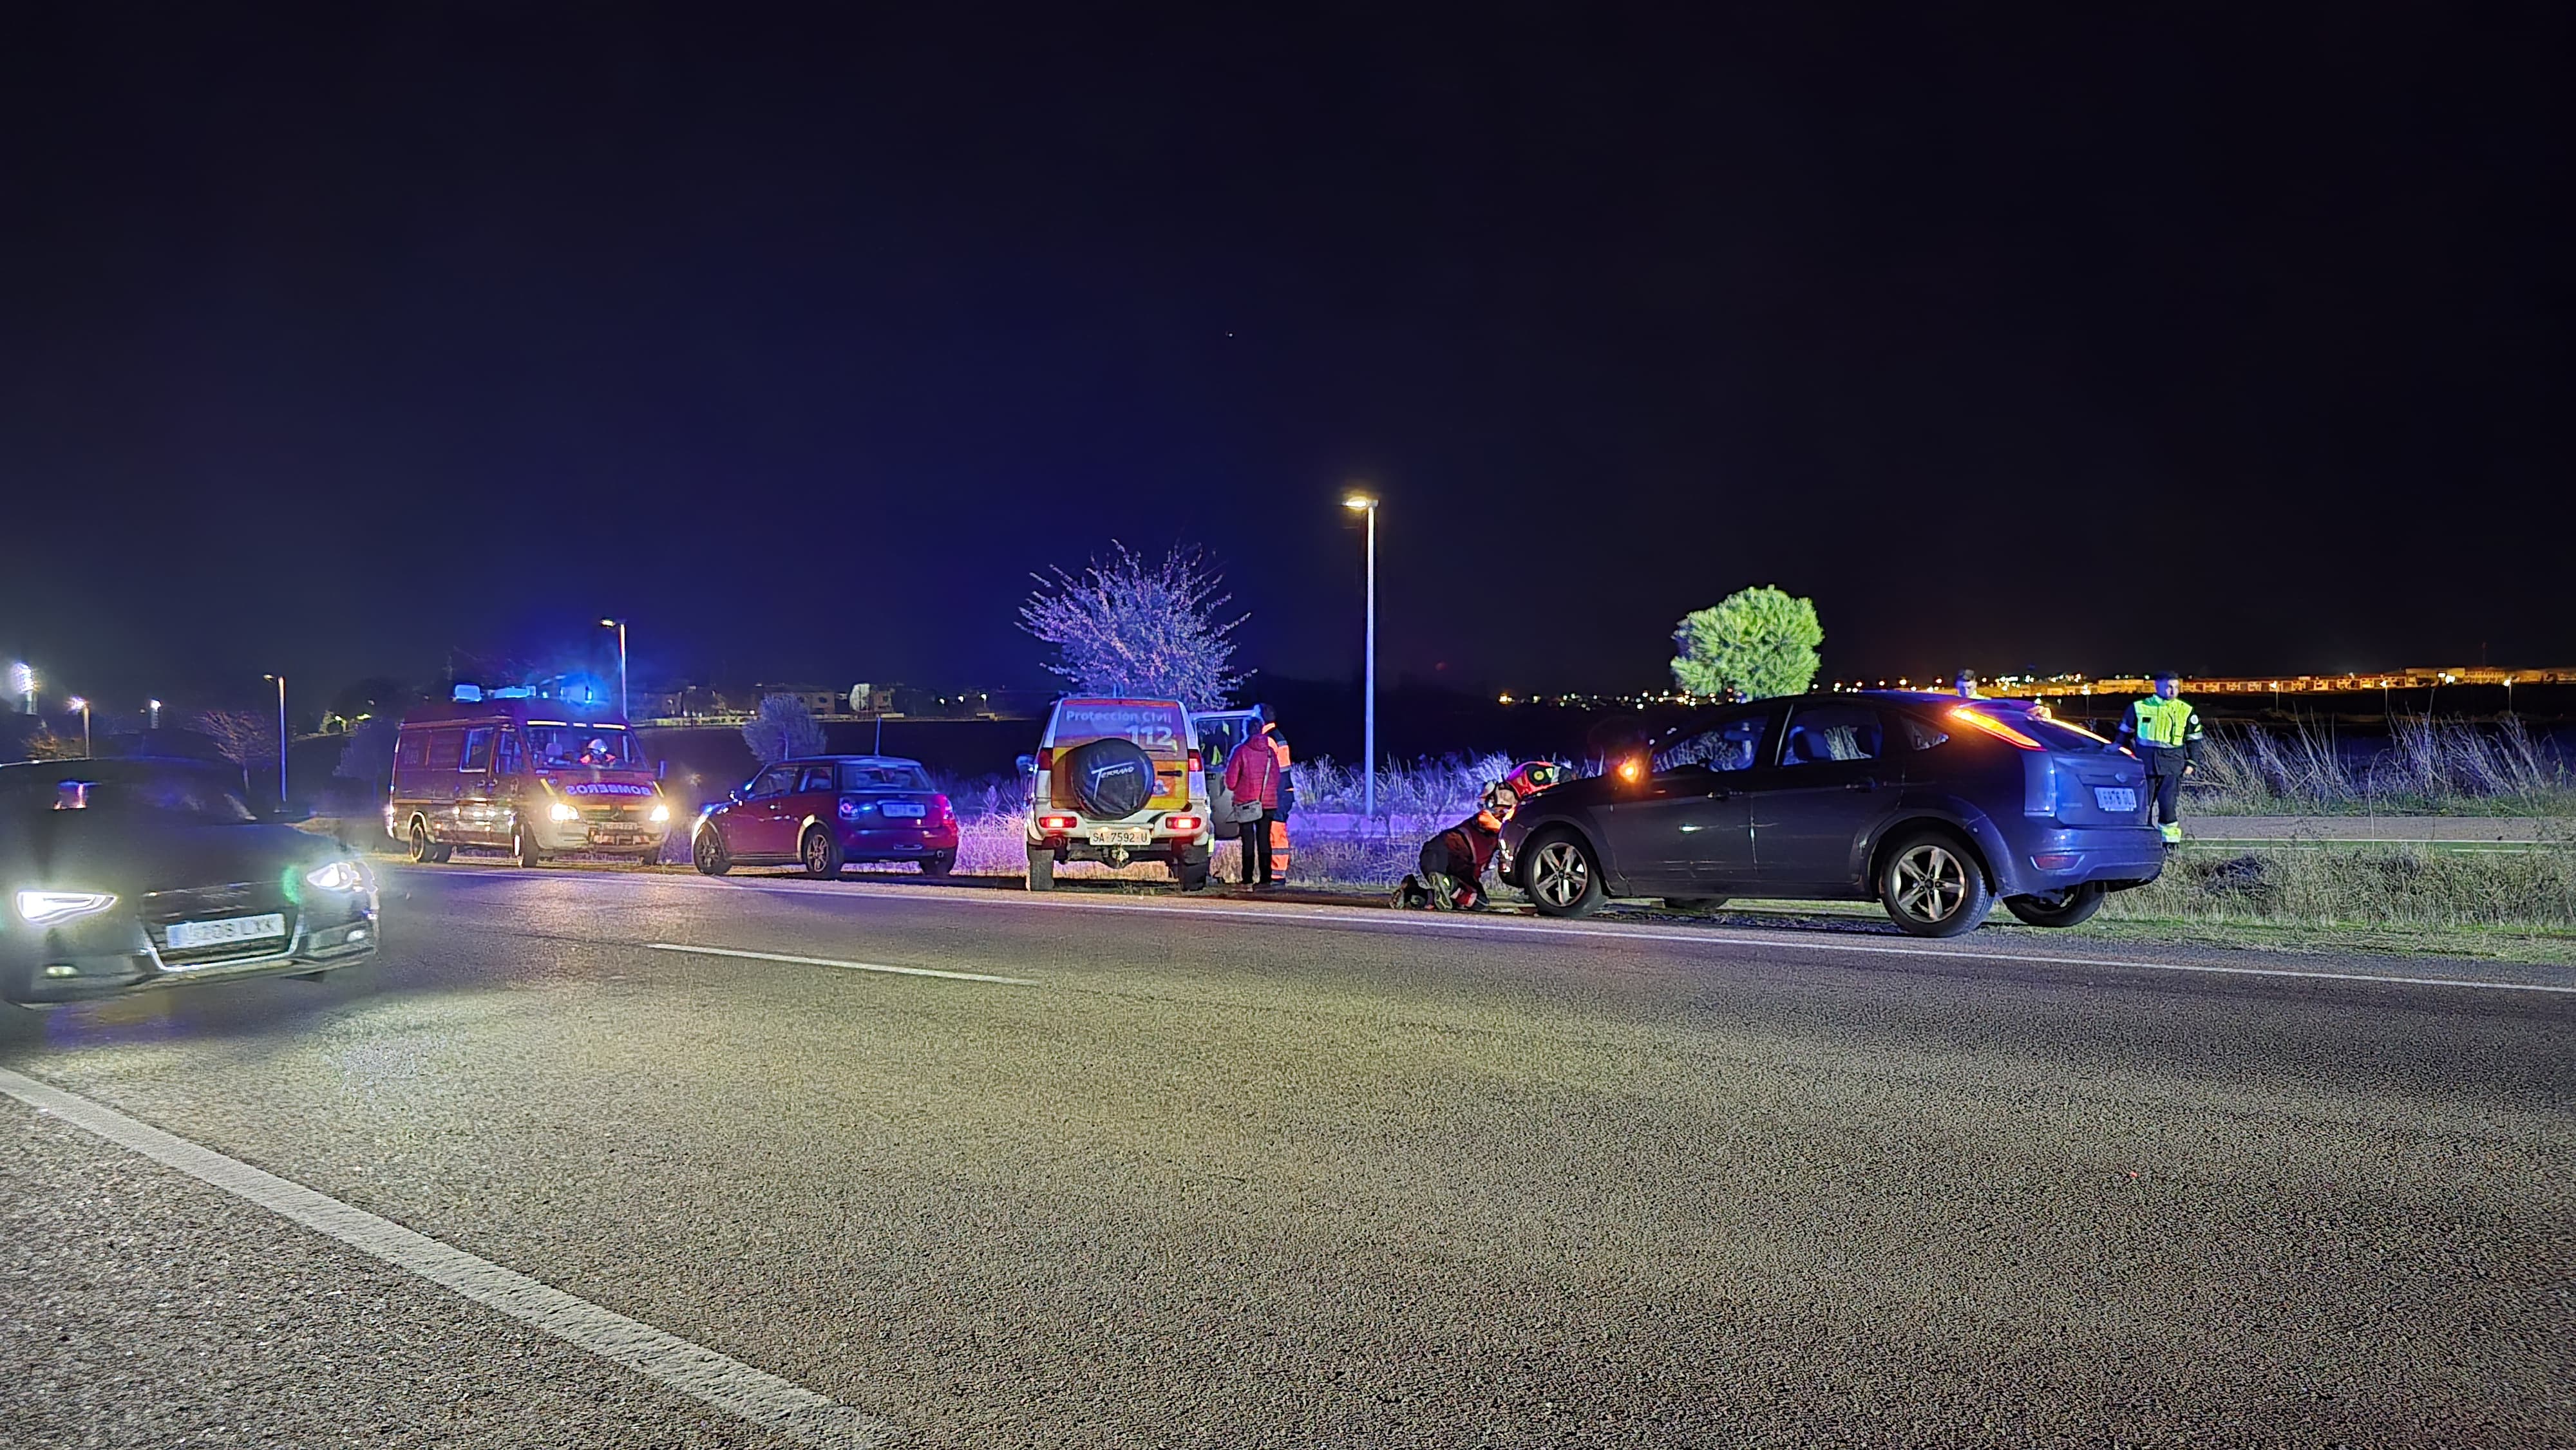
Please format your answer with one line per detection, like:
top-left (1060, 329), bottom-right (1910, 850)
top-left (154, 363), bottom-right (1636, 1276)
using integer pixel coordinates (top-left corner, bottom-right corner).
top-left (3, 898), bottom-right (379, 1005)
top-left (535, 820), bottom-right (671, 852)
top-left (832, 825), bottom-right (959, 858)
top-left (2000, 825), bottom-right (2166, 896)
top-left (1027, 826), bottom-right (1211, 861)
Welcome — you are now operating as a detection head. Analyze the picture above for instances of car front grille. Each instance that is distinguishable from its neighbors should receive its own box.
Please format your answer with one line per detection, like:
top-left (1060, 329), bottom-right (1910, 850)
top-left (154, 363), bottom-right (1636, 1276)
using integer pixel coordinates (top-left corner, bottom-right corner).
top-left (138, 880), bottom-right (298, 967)
top-left (581, 804), bottom-right (649, 822)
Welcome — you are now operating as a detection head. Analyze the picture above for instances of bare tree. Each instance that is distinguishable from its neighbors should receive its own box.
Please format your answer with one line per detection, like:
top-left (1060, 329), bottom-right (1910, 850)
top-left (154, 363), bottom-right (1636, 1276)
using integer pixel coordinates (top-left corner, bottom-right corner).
top-left (185, 709), bottom-right (279, 768)
top-left (743, 694), bottom-right (826, 766)
top-left (1019, 543), bottom-right (1246, 710)
top-left (21, 727), bottom-right (84, 762)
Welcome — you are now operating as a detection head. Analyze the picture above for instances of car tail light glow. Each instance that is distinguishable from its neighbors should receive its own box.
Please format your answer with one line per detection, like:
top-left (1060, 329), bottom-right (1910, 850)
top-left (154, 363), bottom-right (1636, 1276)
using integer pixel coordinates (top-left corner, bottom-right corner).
top-left (1037, 813), bottom-right (1079, 832)
top-left (931, 793), bottom-right (953, 821)
top-left (1186, 751), bottom-right (1202, 773)
top-left (1951, 707), bottom-right (2045, 751)
top-left (2031, 852), bottom-right (2080, 871)
top-left (837, 797), bottom-right (862, 822)
top-left (1164, 814), bottom-right (1202, 833)
top-left (1035, 749), bottom-right (1054, 774)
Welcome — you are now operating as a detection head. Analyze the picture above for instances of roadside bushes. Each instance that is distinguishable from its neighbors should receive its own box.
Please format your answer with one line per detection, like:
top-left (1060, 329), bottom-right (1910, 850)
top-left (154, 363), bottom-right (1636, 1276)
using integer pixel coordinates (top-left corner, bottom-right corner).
top-left (2191, 717), bottom-right (2574, 816)
top-left (2101, 842), bottom-right (2576, 933)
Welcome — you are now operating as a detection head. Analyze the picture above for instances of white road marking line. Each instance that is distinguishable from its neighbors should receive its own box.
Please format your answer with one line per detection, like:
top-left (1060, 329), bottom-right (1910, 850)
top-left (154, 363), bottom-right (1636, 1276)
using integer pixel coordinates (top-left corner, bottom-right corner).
top-left (0, 1066), bottom-right (893, 1450)
top-left (648, 942), bottom-right (1039, 986)
top-left (410, 865), bottom-right (2576, 997)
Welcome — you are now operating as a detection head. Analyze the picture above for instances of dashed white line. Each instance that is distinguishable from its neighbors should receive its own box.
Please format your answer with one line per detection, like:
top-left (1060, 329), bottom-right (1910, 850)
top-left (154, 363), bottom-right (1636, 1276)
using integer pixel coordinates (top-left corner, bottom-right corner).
top-left (647, 941), bottom-right (1038, 985)
top-left (0, 1066), bottom-right (894, 1449)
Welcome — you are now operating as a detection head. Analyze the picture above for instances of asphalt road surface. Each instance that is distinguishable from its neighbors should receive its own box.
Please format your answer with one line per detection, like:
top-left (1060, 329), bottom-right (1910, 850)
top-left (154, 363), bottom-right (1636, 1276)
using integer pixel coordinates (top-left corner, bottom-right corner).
top-left (5, 865), bottom-right (2571, 1448)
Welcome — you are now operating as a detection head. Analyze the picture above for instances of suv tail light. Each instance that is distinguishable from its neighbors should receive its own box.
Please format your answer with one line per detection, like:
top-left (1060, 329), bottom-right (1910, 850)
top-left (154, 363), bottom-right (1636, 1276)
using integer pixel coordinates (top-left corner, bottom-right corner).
top-left (1035, 748), bottom-right (1054, 774)
top-left (1037, 813), bottom-right (1079, 832)
top-left (1164, 814), bottom-right (1202, 833)
top-left (1186, 751), bottom-right (1202, 773)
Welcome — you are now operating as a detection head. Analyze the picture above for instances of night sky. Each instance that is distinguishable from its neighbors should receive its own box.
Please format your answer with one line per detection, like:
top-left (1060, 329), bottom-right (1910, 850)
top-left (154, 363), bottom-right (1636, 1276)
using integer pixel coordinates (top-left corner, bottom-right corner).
top-left (5, 6), bottom-right (2569, 712)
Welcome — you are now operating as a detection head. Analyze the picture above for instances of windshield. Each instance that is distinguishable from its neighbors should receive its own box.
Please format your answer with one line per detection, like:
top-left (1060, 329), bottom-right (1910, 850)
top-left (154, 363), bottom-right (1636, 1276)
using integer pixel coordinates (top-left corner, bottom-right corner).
top-left (526, 725), bottom-right (643, 769)
top-left (842, 762), bottom-right (933, 791)
top-left (0, 762), bottom-right (258, 823)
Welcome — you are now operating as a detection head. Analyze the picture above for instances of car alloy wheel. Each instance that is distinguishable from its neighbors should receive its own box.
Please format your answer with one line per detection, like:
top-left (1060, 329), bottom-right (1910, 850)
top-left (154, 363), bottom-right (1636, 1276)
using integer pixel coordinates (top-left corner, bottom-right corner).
top-left (2004, 881), bottom-right (2105, 928)
top-left (1891, 842), bottom-right (1968, 924)
top-left (1526, 837), bottom-right (1602, 916)
top-left (802, 827), bottom-right (844, 880)
top-left (693, 826), bottom-right (731, 876)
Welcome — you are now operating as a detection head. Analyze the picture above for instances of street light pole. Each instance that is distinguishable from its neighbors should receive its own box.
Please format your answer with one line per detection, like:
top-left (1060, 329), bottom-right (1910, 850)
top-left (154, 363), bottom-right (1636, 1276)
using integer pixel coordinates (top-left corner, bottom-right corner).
top-left (600, 619), bottom-right (629, 720)
top-left (148, 698), bottom-right (162, 730)
top-left (66, 697), bottom-right (90, 758)
top-left (1342, 492), bottom-right (1379, 820)
top-left (264, 674), bottom-right (287, 806)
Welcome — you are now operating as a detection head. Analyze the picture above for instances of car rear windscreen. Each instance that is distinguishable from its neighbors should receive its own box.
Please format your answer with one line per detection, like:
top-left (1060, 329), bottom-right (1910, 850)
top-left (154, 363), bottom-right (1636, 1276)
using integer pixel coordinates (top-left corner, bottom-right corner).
top-left (1053, 700), bottom-right (1189, 755)
top-left (1977, 708), bottom-right (2115, 752)
top-left (841, 762), bottom-right (932, 791)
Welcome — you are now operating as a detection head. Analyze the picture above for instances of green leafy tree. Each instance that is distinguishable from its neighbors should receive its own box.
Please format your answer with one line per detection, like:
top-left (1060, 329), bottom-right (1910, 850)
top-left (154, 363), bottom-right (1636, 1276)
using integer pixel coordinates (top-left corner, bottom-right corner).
top-left (1670, 586), bottom-right (1824, 699)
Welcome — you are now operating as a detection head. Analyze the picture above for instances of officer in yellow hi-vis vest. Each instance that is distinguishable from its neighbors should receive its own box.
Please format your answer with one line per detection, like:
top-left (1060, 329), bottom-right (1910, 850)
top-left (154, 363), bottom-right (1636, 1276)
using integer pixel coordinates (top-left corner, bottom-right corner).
top-left (2114, 670), bottom-right (2204, 847)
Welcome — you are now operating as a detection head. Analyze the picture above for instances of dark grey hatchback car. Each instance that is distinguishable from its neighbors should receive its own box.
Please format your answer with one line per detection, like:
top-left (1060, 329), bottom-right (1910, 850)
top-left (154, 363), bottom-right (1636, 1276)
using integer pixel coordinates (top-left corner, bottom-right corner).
top-left (1499, 692), bottom-right (2164, 936)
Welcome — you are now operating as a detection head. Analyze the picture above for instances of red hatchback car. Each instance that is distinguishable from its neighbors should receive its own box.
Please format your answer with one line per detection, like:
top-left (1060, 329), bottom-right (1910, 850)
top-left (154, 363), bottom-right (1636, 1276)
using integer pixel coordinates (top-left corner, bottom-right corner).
top-left (691, 755), bottom-right (958, 878)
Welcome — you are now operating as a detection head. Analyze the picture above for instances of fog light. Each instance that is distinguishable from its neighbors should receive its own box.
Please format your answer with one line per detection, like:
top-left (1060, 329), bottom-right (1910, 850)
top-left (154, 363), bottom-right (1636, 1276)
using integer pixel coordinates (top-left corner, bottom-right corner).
top-left (2032, 852), bottom-right (2080, 871)
top-left (348, 927), bottom-right (370, 944)
top-left (42, 963), bottom-right (78, 978)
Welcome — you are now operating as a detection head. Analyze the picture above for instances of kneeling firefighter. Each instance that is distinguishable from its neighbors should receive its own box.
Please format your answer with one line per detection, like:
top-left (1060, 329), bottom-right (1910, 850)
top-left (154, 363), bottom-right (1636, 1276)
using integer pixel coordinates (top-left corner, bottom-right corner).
top-left (1395, 784), bottom-right (1518, 910)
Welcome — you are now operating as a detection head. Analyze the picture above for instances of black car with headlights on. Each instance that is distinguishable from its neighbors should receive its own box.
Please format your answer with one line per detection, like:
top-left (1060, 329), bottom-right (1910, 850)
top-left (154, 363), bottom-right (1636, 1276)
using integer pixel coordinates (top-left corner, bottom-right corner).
top-left (1499, 692), bottom-right (2165, 937)
top-left (0, 757), bottom-right (378, 1006)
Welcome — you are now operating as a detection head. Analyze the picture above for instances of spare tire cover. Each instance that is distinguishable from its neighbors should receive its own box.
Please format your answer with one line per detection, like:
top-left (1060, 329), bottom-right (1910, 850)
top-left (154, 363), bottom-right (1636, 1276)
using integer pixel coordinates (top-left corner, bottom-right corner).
top-left (1065, 738), bottom-right (1156, 820)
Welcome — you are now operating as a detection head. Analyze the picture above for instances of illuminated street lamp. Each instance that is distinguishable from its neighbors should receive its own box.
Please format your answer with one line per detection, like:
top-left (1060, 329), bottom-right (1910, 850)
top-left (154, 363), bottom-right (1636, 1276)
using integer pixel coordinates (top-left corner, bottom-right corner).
top-left (147, 698), bottom-right (162, 729)
top-left (263, 674), bottom-right (288, 806)
top-left (64, 696), bottom-right (91, 757)
top-left (9, 662), bottom-right (33, 715)
top-left (1343, 491), bottom-right (1379, 820)
top-left (600, 618), bottom-right (629, 721)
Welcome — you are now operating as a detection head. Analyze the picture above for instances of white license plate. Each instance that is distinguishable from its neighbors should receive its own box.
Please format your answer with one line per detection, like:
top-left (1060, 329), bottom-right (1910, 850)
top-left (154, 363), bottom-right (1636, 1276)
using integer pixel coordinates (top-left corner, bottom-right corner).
top-left (1088, 826), bottom-right (1152, 847)
top-left (880, 802), bottom-right (926, 818)
top-left (2094, 787), bottom-right (2138, 813)
top-left (165, 913), bottom-right (287, 951)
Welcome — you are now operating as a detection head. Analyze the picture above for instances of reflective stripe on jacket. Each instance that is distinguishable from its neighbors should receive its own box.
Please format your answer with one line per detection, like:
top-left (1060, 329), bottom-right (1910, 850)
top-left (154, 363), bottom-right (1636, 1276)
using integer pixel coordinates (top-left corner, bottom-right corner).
top-left (2120, 695), bottom-right (2204, 764)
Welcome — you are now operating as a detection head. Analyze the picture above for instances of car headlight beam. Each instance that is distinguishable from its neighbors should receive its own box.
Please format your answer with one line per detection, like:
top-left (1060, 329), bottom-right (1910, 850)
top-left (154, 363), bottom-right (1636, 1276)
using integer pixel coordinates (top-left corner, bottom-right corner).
top-left (15, 889), bottom-right (118, 925)
top-left (649, 803), bottom-right (670, 824)
top-left (549, 802), bottom-right (581, 822)
top-left (304, 860), bottom-right (369, 894)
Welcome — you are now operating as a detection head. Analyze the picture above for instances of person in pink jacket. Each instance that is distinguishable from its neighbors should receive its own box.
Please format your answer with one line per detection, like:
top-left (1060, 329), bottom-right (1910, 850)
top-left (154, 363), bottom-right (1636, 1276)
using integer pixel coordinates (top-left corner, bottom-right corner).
top-left (1222, 708), bottom-right (1283, 886)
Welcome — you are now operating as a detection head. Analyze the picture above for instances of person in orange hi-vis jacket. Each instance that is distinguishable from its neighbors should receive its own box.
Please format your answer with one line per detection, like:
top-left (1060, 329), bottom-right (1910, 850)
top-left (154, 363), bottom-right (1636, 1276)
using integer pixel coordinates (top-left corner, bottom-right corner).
top-left (1262, 718), bottom-right (1294, 885)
